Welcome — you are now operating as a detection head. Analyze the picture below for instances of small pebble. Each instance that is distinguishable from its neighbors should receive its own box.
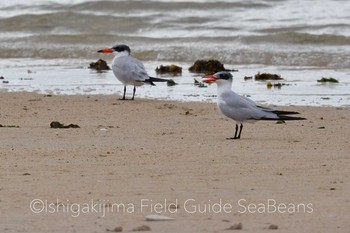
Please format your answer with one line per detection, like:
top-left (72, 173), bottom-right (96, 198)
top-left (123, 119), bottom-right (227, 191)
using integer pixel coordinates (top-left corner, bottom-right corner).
top-left (276, 120), bottom-right (285, 124)
top-left (146, 214), bottom-right (174, 221)
top-left (268, 224), bottom-right (278, 230)
top-left (168, 203), bottom-right (180, 210)
top-left (106, 226), bottom-right (123, 232)
top-left (132, 225), bottom-right (151, 231)
top-left (227, 222), bottom-right (242, 230)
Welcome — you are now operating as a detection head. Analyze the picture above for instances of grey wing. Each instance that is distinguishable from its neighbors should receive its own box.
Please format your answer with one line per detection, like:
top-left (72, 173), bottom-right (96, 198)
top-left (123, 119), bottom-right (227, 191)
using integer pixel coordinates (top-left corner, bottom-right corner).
top-left (113, 56), bottom-right (149, 84)
top-left (219, 92), bottom-right (278, 122)
top-left (128, 57), bottom-right (149, 81)
top-left (234, 93), bottom-right (279, 118)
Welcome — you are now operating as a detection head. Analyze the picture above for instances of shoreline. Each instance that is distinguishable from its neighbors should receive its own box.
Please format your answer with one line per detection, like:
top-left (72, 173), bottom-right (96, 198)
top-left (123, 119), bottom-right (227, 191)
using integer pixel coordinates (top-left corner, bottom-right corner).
top-left (2, 89), bottom-right (350, 108)
top-left (1, 59), bottom-right (350, 107)
top-left (1, 92), bottom-right (349, 232)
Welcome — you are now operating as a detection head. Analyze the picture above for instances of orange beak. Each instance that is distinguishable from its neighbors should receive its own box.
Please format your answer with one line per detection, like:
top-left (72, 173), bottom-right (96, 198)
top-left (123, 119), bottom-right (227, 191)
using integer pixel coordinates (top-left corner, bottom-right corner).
top-left (97, 48), bottom-right (114, 53)
top-left (202, 74), bottom-right (219, 83)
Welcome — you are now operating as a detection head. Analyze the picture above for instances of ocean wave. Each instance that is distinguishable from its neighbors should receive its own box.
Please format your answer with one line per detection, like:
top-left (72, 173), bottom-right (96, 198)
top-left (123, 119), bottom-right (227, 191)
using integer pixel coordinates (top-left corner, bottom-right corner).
top-left (1, 0), bottom-right (349, 69)
top-left (0, 0), bottom-right (271, 18)
top-left (1, 36), bottom-right (349, 69)
top-left (242, 32), bottom-right (350, 46)
top-left (257, 23), bottom-right (350, 34)
top-left (0, 12), bottom-right (151, 34)
top-left (68, 0), bottom-right (270, 12)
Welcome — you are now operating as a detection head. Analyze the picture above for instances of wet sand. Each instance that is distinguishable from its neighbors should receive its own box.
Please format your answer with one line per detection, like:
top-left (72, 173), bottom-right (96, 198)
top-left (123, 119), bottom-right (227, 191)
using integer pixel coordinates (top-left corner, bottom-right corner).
top-left (1, 92), bottom-right (349, 232)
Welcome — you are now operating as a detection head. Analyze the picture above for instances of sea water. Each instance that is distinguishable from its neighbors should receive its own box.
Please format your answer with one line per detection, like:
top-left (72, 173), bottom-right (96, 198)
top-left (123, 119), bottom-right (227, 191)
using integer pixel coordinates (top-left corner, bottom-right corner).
top-left (1, 0), bottom-right (349, 106)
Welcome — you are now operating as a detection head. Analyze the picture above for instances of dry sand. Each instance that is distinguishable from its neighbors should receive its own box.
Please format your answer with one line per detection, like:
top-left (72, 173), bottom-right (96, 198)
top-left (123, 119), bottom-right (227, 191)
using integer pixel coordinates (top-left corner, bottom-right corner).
top-left (0, 92), bottom-right (349, 232)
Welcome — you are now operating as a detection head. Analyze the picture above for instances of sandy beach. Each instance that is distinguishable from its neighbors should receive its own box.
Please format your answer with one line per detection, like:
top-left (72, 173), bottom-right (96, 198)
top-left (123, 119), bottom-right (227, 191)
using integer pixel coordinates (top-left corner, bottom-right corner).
top-left (1, 92), bottom-right (349, 232)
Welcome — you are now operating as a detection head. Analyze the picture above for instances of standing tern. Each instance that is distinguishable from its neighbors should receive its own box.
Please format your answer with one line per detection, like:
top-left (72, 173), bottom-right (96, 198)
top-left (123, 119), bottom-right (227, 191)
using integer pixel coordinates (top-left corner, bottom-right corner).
top-left (98, 44), bottom-right (168, 100)
top-left (203, 71), bottom-right (306, 139)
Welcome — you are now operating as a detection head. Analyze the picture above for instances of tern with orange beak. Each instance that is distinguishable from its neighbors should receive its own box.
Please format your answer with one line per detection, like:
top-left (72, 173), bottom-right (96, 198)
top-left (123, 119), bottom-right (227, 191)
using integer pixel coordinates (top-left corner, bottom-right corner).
top-left (203, 71), bottom-right (306, 139)
top-left (98, 44), bottom-right (168, 100)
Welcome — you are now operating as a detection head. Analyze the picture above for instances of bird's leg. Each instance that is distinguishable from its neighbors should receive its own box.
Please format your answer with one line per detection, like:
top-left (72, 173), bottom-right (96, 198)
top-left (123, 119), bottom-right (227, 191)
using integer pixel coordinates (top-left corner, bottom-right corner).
top-left (234, 124), bottom-right (239, 138)
top-left (131, 86), bottom-right (136, 100)
top-left (227, 124), bottom-right (239, 140)
top-left (119, 86), bottom-right (127, 100)
top-left (237, 123), bottom-right (243, 139)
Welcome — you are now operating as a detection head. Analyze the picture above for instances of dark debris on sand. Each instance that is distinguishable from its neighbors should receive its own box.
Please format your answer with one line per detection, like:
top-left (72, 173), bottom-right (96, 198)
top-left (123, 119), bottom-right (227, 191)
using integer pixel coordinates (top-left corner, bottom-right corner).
top-left (268, 224), bottom-right (279, 230)
top-left (226, 222), bottom-right (243, 230)
top-left (106, 226), bottom-right (123, 232)
top-left (132, 225), bottom-right (151, 231)
top-left (50, 121), bottom-right (80, 129)
top-left (0, 124), bottom-right (20, 128)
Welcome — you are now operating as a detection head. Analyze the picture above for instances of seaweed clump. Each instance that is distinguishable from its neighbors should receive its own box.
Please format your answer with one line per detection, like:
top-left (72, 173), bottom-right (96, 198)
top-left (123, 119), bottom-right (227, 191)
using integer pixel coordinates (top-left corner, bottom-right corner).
top-left (155, 65), bottom-right (182, 76)
top-left (0, 124), bottom-right (20, 128)
top-left (255, 73), bottom-right (283, 81)
top-left (194, 78), bottom-right (207, 88)
top-left (1, 76), bottom-right (9, 84)
top-left (166, 79), bottom-right (178, 86)
top-left (267, 82), bottom-right (290, 89)
top-left (317, 77), bottom-right (339, 83)
top-left (189, 60), bottom-right (228, 74)
top-left (89, 59), bottom-right (110, 71)
top-left (50, 121), bottom-right (80, 129)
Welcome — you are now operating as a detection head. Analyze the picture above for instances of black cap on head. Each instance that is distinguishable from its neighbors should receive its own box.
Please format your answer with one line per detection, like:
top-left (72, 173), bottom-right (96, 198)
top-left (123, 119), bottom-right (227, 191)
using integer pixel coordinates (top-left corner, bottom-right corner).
top-left (112, 44), bottom-right (131, 54)
top-left (215, 71), bottom-right (233, 80)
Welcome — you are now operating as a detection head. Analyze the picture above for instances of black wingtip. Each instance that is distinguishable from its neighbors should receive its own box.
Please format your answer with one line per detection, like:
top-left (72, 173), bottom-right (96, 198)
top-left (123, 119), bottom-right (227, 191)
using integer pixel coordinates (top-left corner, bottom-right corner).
top-left (144, 76), bottom-right (170, 86)
top-left (144, 79), bottom-right (156, 86)
top-left (273, 110), bottom-right (301, 115)
top-left (148, 76), bottom-right (169, 82)
top-left (280, 116), bottom-right (307, 120)
top-left (259, 107), bottom-right (301, 115)
top-left (261, 116), bottom-right (306, 121)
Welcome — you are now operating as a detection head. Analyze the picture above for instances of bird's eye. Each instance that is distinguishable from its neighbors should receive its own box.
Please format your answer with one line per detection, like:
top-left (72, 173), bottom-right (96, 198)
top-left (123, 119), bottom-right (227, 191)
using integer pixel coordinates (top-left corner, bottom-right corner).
top-left (220, 74), bottom-right (228, 80)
